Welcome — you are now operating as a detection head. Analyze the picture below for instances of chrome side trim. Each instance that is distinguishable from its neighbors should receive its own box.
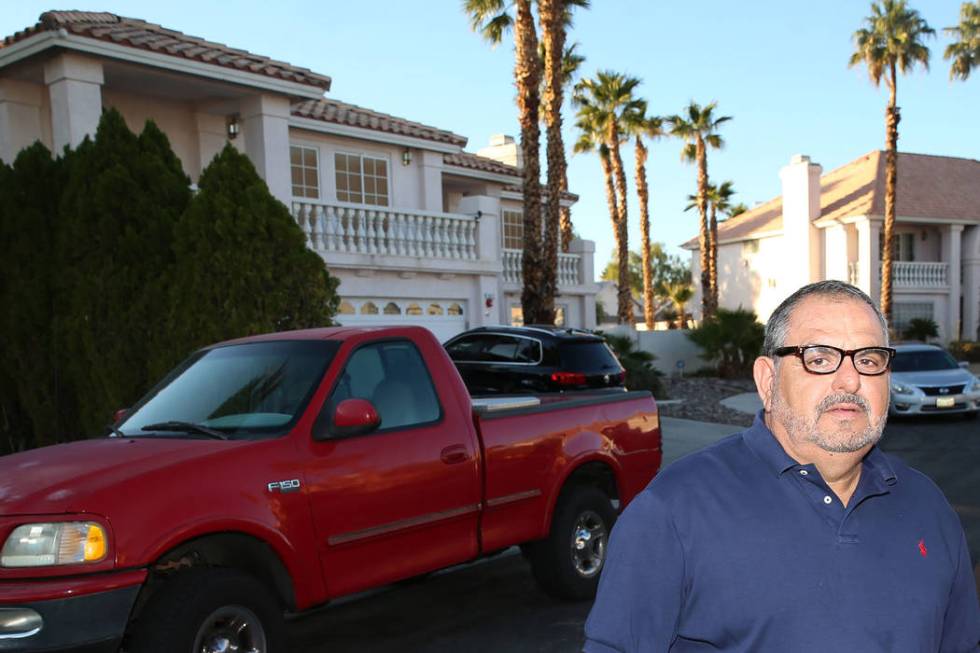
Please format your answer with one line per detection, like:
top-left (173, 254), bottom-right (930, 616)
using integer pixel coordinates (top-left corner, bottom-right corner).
top-left (486, 489), bottom-right (542, 508)
top-left (328, 504), bottom-right (482, 546)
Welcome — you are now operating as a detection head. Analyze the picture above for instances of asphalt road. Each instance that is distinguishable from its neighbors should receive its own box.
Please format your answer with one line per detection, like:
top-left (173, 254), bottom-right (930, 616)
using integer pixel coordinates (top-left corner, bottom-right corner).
top-left (288, 414), bottom-right (979, 652)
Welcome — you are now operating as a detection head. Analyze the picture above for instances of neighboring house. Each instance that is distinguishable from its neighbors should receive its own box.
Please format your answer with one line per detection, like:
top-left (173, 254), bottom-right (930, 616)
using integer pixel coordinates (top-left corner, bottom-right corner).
top-left (594, 280), bottom-right (676, 330)
top-left (0, 11), bottom-right (598, 342)
top-left (683, 152), bottom-right (980, 343)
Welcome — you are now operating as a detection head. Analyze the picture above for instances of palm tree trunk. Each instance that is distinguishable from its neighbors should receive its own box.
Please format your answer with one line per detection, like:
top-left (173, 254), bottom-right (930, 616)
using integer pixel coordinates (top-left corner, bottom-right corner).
top-left (709, 201), bottom-right (718, 316)
top-left (635, 137), bottom-right (654, 329)
top-left (559, 174), bottom-right (572, 252)
top-left (881, 63), bottom-right (899, 327)
top-left (598, 149), bottom-right (628, 326)
top-left (607, 122), bottom-right (633, 325)
top-left (515, 0), bottom-right (543, 326)
top-left (539, 0), bottom-right (564, 325)
top-left (696, 136), bottom-right (711, 321)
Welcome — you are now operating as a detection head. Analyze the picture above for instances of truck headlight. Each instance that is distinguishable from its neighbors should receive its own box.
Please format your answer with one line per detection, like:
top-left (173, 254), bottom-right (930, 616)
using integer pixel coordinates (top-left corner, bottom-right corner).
top-left (1, 522), bottom-right (107, 568)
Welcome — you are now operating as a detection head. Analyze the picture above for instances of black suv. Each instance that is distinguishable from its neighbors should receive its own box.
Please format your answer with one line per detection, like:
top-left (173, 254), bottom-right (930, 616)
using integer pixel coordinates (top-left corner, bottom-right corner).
top-left (444, 326), bottom-right (626, 395)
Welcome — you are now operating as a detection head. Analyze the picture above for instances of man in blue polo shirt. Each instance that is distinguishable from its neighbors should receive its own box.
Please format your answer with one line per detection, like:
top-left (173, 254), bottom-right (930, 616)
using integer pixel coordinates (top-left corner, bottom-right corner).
top-left (584, 280), bottom-right (979, 652)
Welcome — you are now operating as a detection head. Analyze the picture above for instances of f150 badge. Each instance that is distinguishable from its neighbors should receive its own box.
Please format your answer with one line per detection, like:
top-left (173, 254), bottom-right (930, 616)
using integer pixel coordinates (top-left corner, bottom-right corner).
top-left (267, 479), bottom-right (301, 493)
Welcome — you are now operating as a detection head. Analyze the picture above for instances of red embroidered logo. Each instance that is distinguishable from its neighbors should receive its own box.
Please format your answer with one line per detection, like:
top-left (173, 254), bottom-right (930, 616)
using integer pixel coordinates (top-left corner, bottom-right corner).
top-left (918, 539), bottom-right (928, 558)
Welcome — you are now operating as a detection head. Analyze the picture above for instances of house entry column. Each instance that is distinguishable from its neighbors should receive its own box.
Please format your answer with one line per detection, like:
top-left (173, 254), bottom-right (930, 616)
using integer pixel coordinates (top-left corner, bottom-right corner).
top-left (941, 225), bottom-right (963, 342)
top-left (0, 80), bottom-right (43, 164)
top-left (43, 53), bottom-right (104, 152)
top-left (961, 225), bottom-right (980, 341)
top-left (240, 94), bottom-right (291, 205)
top-left (855, 218), bottom-right (881, 303)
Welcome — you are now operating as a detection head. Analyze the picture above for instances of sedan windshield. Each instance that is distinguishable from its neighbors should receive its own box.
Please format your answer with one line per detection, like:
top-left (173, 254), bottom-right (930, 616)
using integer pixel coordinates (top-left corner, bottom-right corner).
top-left (892, 349), bottom-right (960, 373)
top-left (120, 340), bottom-right (338, 439)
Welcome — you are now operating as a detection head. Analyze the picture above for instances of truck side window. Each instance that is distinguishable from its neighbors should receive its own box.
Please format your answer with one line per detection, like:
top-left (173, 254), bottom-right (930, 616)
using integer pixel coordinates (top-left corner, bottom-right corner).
top-left (330, 340), bottom-right (441, 431)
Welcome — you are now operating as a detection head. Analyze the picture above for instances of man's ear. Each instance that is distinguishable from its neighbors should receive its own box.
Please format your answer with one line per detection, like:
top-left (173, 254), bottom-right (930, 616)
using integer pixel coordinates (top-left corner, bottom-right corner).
top-left (753, 356), bottom-right (776, 411)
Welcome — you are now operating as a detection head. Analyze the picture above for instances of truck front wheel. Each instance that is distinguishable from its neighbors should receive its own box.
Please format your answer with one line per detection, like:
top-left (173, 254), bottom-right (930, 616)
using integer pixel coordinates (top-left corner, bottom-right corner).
top-left (126, 568), bottom-right (284, 653)
top-left (529, 485), bottom-right (616, 600)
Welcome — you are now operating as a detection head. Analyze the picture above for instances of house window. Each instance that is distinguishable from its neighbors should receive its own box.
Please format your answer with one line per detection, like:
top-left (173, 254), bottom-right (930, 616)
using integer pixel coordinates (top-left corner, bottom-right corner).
top-left (338, 301), bottom-right (355, 315)
top-left (383, 302), bottom-right (401, 315)
top-left (892, 302), bottom-right (933, 332)
top-left (878, 232), bottom-right (915, 261)
top-left (290, 145), bottom-right (320, 199)
top-left (503, 210), bottom-right (524, 249)
top-left (335, 152), bottom-right (389, 206)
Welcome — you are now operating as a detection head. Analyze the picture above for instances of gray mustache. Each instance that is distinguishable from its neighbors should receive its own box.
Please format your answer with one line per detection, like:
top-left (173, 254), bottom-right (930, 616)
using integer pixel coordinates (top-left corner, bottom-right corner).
top-left (817, 393), bottom-right (870, 414)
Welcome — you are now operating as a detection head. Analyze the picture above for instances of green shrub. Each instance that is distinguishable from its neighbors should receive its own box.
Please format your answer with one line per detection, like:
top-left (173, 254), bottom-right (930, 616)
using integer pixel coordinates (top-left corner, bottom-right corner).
top-left (687, 308), bottom-right (764, 379)
top-left (902, 317), bottom-right (938, 342)
top-left (602, 333), bottom-right (665, 398)
top-left (948, 341), bottom-right (980, 363)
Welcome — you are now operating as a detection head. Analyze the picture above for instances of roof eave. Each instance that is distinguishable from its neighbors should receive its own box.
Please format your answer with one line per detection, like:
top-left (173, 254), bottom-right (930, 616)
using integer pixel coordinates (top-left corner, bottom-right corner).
top-left (0, 30), bottom-right (328, 100)
top-left (290, 115), bottom-right (463, 153)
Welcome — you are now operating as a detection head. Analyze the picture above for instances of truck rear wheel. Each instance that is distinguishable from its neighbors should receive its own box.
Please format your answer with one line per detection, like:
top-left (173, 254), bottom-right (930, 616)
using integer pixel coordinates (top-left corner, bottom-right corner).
top-left (126, 568), bottom-right (284, 653)
top-left (529, 485), bottom-right (616, 600)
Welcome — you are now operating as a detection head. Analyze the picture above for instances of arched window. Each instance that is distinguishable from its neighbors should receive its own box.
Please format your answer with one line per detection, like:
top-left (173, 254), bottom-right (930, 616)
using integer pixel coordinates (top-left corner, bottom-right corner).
top-left (361, 301), bottom-right (379, 315)
top-left (383, 302), bottom-right (401, 315)
top-left (447, 303), bottom-right (464, 316)
top-left (339, 301), bottom-right (355, 315)
top-left (406, 303), bottom-right (422, 316)
top-left (428, 303), bottom-right (444, 316)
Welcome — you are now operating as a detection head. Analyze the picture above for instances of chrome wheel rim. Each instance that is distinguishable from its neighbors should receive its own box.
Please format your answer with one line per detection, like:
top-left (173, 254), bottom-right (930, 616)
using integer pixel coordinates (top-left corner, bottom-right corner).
top-left (570, 509), bottom-right (607, 578)
top-left (194, 605), bottom-right (267, 653)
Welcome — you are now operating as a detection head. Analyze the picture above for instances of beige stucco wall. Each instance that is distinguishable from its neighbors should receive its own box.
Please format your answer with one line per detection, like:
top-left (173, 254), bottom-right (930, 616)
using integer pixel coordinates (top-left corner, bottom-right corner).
top-left (103, 90), bottom-right (200, 178)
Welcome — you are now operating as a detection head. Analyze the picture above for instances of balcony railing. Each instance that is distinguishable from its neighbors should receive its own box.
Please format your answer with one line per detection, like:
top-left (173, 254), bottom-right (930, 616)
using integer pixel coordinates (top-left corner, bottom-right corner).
top-left (502, 248), bottom-right (582, 286)
top-left (291, 200), bottom-right (478, 260)
top-left (891, 261), bottom-right (948, 287)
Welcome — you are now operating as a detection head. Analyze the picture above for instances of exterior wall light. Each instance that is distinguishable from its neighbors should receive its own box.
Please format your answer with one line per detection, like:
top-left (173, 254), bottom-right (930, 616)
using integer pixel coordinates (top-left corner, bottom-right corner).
top-left (402, 148), bottom-right (412, 166)
top-left (226, 115), bottom-right (240, 140)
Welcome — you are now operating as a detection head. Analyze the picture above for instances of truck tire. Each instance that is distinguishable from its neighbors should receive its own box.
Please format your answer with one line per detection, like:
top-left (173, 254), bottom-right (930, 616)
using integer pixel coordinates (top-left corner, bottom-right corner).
top-left (126, 568), bottom-right (285, 653)
top-left (529, 485), bottom-right (616, 601)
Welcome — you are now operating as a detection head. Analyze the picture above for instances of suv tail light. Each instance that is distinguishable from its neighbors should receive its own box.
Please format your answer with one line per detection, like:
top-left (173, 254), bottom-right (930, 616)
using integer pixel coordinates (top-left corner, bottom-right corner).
top-left (551, 371), bottom-right (587, 386)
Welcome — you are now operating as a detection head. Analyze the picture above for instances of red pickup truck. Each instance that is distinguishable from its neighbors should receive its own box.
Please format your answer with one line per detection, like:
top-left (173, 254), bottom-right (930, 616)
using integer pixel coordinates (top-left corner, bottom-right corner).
top-left (0, 326), bottom-right (661, 653)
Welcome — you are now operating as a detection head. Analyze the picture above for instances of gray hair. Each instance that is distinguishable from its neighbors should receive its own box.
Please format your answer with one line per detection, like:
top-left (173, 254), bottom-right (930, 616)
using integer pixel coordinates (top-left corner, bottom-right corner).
top-left (763, 280), bottom-right (889, 357)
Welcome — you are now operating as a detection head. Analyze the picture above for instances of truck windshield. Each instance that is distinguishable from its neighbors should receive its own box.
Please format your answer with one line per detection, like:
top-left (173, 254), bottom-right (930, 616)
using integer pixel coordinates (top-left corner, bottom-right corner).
top-left (119, 340), bottom-right (338, 439)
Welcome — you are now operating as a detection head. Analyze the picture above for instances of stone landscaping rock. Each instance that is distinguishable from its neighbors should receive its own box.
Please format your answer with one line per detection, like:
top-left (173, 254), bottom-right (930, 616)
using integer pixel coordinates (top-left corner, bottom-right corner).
top-left (656, 376), bottom-right (757, 427)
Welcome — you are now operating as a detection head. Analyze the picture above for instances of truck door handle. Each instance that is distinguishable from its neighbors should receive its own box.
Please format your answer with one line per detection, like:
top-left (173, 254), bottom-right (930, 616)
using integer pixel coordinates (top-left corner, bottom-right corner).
top-left (440, 445), bottom-right (469, 465)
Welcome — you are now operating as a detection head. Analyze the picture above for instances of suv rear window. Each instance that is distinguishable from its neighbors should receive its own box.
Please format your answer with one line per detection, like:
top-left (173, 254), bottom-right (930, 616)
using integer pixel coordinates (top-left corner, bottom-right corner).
top-left (559, 341), bottom-right (621, 371)
top-left (446, 334), bottom-right (541, 363)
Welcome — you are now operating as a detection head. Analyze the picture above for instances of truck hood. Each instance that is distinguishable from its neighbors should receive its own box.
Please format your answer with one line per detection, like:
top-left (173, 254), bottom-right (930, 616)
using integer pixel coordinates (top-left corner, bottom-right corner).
top-left (0, 437), bottom-right (249, 516)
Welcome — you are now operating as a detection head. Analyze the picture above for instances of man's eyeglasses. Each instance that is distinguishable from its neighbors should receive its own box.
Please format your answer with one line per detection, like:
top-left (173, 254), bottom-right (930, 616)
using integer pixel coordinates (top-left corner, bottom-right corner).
top-left (773, 345), bottom-right (896, 376)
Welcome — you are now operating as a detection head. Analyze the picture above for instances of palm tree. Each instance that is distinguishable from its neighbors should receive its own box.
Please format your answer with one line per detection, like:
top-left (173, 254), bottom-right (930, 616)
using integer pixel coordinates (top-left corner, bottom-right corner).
top-left (661, 281), bottom-right (694, 330)
top-left (708, 180), bottom-right (735, 311)
top-left (539, 0), bottom-right (588, 324)
top-left (944, 1), bottom-right (979, 80)
top-left (465, 0), bottom-right (545, 324)
top-left (574, 72), bottom-right (644, 324)
top-left (623, 106), bottom-right (666, 330)
top-left (668, 101), bottom-right (731, 320)
top-left (849, 0), bottom-right (934, 324)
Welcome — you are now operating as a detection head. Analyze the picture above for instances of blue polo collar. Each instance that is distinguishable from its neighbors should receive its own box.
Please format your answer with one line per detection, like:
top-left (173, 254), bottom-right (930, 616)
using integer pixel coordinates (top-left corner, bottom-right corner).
top-left (743, 410), bottom-right (897, 486)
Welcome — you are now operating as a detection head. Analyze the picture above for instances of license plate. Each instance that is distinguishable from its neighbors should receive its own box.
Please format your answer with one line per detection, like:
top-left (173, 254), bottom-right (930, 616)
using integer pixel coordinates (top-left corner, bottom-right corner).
top-left (936, 397), bottom-right (955, 408)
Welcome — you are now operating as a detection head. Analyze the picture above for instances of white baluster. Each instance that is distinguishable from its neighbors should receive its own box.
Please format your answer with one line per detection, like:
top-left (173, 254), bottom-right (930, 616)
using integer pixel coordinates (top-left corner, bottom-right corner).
top-left (466, 220), bottom-right (476, 259)
top-left (419, 216), bottom-right (431, 258)
top-left (352, 208), bottom-right (365, 253)
top-left (377, 209), bottom-right (389, 255)
top-left (308, 205), bottom-right (321, 250)
top-left (364, 210), bottom-right (376, 254)
top-left (324, 206), bottom-right (338, 251)
top-left (342, 207), bottom-right (355, 252)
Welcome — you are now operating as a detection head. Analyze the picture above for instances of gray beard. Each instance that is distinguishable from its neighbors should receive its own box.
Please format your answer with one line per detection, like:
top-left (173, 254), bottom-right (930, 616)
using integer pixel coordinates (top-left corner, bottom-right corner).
top-left (770, 381), bottom-right (888, 454)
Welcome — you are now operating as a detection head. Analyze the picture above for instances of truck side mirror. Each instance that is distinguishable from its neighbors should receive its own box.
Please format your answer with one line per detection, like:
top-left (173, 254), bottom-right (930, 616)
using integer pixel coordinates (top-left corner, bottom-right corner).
top-left (113, 408), bottom-right (129, 423)
top-left (314, 398), bottom-right (381, 440)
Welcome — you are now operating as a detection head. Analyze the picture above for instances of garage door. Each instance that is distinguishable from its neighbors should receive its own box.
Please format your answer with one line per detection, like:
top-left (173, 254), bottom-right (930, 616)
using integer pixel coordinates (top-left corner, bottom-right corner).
top-left (335, 298), bottom-right (468, 343)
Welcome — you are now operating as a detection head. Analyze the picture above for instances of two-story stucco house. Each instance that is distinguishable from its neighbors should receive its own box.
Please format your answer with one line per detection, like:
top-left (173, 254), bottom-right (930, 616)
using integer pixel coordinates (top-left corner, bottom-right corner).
top-left (683, 151), bottom-right (980, 343)
top-left (0, 11), bottom-right (598, 342)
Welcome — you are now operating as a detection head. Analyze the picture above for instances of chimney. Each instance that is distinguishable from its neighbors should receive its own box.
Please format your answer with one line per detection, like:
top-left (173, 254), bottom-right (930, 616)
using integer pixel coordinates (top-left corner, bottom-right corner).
top-left (779, 154), bottom-right (823, 289)
top-left (477, 134), bottom-right (522, 169)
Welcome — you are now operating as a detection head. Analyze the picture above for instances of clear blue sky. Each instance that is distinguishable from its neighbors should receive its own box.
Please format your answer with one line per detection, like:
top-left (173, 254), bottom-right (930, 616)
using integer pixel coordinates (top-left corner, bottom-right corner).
top-left (4, 1), bottom-right (977, 277)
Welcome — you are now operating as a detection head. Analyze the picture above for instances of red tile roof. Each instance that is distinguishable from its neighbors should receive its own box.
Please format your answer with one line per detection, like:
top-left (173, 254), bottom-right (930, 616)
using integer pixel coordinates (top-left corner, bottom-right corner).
top-left (2, 11), bottom-right (331, 90)
top-left (444, 153), bottom-right (578, 200)
top-left (684, 151), bottom-right (980, 248)
top-left (293, 98), bottom-right (467, 147)
top-left (444, 151), bottom-right (520, 176)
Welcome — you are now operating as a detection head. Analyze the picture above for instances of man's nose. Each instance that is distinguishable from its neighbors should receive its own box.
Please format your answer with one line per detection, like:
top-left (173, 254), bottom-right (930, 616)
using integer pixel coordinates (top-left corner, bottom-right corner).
top-left (831, 354), bottom-right (862, 393)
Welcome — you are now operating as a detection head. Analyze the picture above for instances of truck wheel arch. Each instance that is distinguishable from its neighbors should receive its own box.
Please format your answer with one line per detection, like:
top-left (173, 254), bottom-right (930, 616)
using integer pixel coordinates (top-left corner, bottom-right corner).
top-left (543, 459), bottom-right (620, 534)
top-left (133, 532), bottom-right (297, 620)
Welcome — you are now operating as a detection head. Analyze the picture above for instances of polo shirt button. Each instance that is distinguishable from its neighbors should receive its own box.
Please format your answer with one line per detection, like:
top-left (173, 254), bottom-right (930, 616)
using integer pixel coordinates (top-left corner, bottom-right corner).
top-left (799, 470), bottom-right (809, 476)
top-left (823, 495), bottom-right (832, 504)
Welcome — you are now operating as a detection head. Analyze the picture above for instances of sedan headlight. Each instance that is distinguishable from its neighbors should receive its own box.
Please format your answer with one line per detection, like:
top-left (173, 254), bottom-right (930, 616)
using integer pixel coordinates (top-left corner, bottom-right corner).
top-left (968, 377), bottom-right (980, 393)
top-left (891, 382), bottom-right (915, 394)
top-left (1, 522), bottom-right (107, 568)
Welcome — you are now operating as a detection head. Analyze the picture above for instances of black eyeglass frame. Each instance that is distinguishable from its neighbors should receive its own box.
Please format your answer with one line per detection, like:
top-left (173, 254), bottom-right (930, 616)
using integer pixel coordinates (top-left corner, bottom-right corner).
top-left (772, 345), bottom-right (896, 376)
